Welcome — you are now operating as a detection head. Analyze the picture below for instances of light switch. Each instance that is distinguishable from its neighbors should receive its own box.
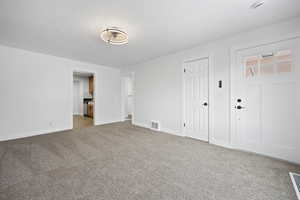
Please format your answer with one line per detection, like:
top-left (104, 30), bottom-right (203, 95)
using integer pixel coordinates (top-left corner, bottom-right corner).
top-left (218, 80), bottom-right (222, 88)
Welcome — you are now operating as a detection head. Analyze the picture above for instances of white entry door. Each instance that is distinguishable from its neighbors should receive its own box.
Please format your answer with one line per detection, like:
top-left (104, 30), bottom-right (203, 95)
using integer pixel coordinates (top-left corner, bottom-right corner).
top-left (232, 38), bottom-right (300, 163)
top-left (184, 58), bottom-right (209, 141)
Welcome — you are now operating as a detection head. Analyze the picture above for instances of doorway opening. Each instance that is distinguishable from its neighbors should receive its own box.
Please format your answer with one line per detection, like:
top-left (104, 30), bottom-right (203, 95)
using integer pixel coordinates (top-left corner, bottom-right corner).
top-left (73, 71), bottom-right (95, 129)
top-left (122, 73), bottom-right (134, 123)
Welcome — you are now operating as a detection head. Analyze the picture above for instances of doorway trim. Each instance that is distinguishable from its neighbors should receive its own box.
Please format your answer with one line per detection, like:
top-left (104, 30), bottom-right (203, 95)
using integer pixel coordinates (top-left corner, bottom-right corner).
top-left (121, 72), bottom-right (135, 123)
top-left (182, 53), bottom-right (214, 143)
top-left (72, 79), bottom-right (81, 115)
top-left (71, 69), bottom-right (97, 128)
top-left (230, 32), bottom-right (300, 149)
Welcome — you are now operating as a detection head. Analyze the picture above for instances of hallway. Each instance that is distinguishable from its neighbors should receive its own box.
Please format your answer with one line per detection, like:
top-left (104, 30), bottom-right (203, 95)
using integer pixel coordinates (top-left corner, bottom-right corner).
top-left (73, 115), bottom-right (93, 129)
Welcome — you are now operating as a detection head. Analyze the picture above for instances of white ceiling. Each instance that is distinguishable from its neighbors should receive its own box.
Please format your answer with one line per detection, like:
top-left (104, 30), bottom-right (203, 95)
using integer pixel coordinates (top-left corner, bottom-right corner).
top-left (0, 0), bottom-right (299, 68)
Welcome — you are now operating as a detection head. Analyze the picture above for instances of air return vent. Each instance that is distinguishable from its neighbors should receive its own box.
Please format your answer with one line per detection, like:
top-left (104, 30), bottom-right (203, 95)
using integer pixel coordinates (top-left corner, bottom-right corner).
top-left (150, 121), bottom-right (160, 131)
top-left (290, 172), bottom-right (300, 200)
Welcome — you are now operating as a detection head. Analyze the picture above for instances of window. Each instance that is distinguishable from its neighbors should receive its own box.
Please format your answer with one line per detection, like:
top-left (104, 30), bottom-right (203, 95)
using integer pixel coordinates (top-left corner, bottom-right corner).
top-left (245, 56), bottom-right (259, 78)
top-left (276, 50), bottom-right (292, 73)
top-left (244, 49), bottom-right (292, 78)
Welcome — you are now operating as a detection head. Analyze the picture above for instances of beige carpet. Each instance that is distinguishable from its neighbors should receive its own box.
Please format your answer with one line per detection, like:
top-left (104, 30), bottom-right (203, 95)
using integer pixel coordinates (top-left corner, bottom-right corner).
top-left (0, 122), bottom-right (299, 200)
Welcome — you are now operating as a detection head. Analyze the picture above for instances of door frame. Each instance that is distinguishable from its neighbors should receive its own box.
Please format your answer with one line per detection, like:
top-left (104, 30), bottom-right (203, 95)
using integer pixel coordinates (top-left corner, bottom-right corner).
top-left (230, 32), bottom-right (300, 149)
top-left (182, 54), bottom-right (214, 142)
top-left (71, 70), bottom-right (97, 127)
top-left (72, 79), bottom-right (81, 115)
top-left (121, 72), bottom-right (135, 122)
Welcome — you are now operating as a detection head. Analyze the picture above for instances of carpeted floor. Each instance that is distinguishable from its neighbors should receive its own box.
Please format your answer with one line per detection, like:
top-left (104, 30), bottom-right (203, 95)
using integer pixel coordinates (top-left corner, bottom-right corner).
top-left (0, 122), bottom-right (299, 200)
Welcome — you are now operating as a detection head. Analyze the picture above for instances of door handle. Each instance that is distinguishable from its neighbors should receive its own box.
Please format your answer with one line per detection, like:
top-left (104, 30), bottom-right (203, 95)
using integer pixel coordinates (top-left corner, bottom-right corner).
top-left (203, 102), bottom-right (208, 106)
top-left (235, 105), bottom-right (245, 109)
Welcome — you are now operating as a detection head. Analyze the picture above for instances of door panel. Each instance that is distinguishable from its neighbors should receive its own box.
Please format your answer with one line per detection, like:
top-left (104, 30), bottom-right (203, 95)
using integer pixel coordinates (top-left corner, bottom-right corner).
top-left (184, 58), bottom-right (209, 141)
top-left (262, 82), bottom-right (296, 146)
top-left (233, 38), bottom-right (300, 163)
top-left (237, 84), bottom-right (261, 152)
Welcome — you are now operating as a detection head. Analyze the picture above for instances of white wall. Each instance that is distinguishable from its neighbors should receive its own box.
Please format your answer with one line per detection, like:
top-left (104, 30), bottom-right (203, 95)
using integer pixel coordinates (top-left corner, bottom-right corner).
top-left (0, 45), bottom-right (121, 141)
top-left (126, 17), bottom-right (300, 147)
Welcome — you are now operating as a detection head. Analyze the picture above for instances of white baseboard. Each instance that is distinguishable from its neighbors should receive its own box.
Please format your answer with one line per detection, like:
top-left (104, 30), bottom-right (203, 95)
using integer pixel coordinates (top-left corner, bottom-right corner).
top-left (95, 119), bottom-right (122, 126)
top-left (134, 121), bottom-right (232, 149)
top-left (0, 126), bottom-right (72, 142)
top-left (0, 119), bottom-right (123, 142)
top-left (1, 120), bottom-right (230, 153)
top-left (160, 127), bottom-right (183, 136)
top-left (133, 121), bottom-right (183, 136)
top-left (209, 138), bottom-right (232, 149)
top-left (132, 121), bottom-right (147, 128)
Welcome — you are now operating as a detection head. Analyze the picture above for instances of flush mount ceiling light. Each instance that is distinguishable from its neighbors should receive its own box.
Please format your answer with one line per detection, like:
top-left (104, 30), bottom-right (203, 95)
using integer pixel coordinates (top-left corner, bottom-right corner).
top-left (250, 1), bottom-right (265, 9)
top-left (100, 27), bottom-right (128, 45)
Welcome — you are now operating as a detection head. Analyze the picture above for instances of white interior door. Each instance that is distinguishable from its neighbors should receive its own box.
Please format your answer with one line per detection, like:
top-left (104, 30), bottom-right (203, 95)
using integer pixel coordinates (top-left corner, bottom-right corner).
top-left (184, 58), bottom-right (209, 141)
top-left (232, 38), bottom-right (300, 163)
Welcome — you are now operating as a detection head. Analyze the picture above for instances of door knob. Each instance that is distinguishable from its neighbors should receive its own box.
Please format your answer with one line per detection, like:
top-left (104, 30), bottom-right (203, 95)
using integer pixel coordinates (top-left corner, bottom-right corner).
top-left (203, 102), bottom-right (208, 106)
top-left (235, 105), bottom-right (245, 109)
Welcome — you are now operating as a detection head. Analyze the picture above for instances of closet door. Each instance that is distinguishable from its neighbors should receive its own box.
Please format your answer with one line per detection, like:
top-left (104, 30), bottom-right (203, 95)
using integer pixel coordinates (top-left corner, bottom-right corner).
top-left (184, 58), bottom-right (209, 141)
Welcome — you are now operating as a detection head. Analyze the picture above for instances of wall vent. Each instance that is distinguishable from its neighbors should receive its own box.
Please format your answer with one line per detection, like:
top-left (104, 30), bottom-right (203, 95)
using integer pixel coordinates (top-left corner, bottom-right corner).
top-left (150, 121), bottom-right (160, 131)
top-left (290, 172), bottom-right (300, 200)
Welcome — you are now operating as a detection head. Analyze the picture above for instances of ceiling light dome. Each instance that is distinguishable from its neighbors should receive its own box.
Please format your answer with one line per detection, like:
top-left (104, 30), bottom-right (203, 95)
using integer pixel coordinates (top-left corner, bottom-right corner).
top-left (250, 1), bottom-right (265, 9)
top-left (100, 27), bottom-right (128, 45)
